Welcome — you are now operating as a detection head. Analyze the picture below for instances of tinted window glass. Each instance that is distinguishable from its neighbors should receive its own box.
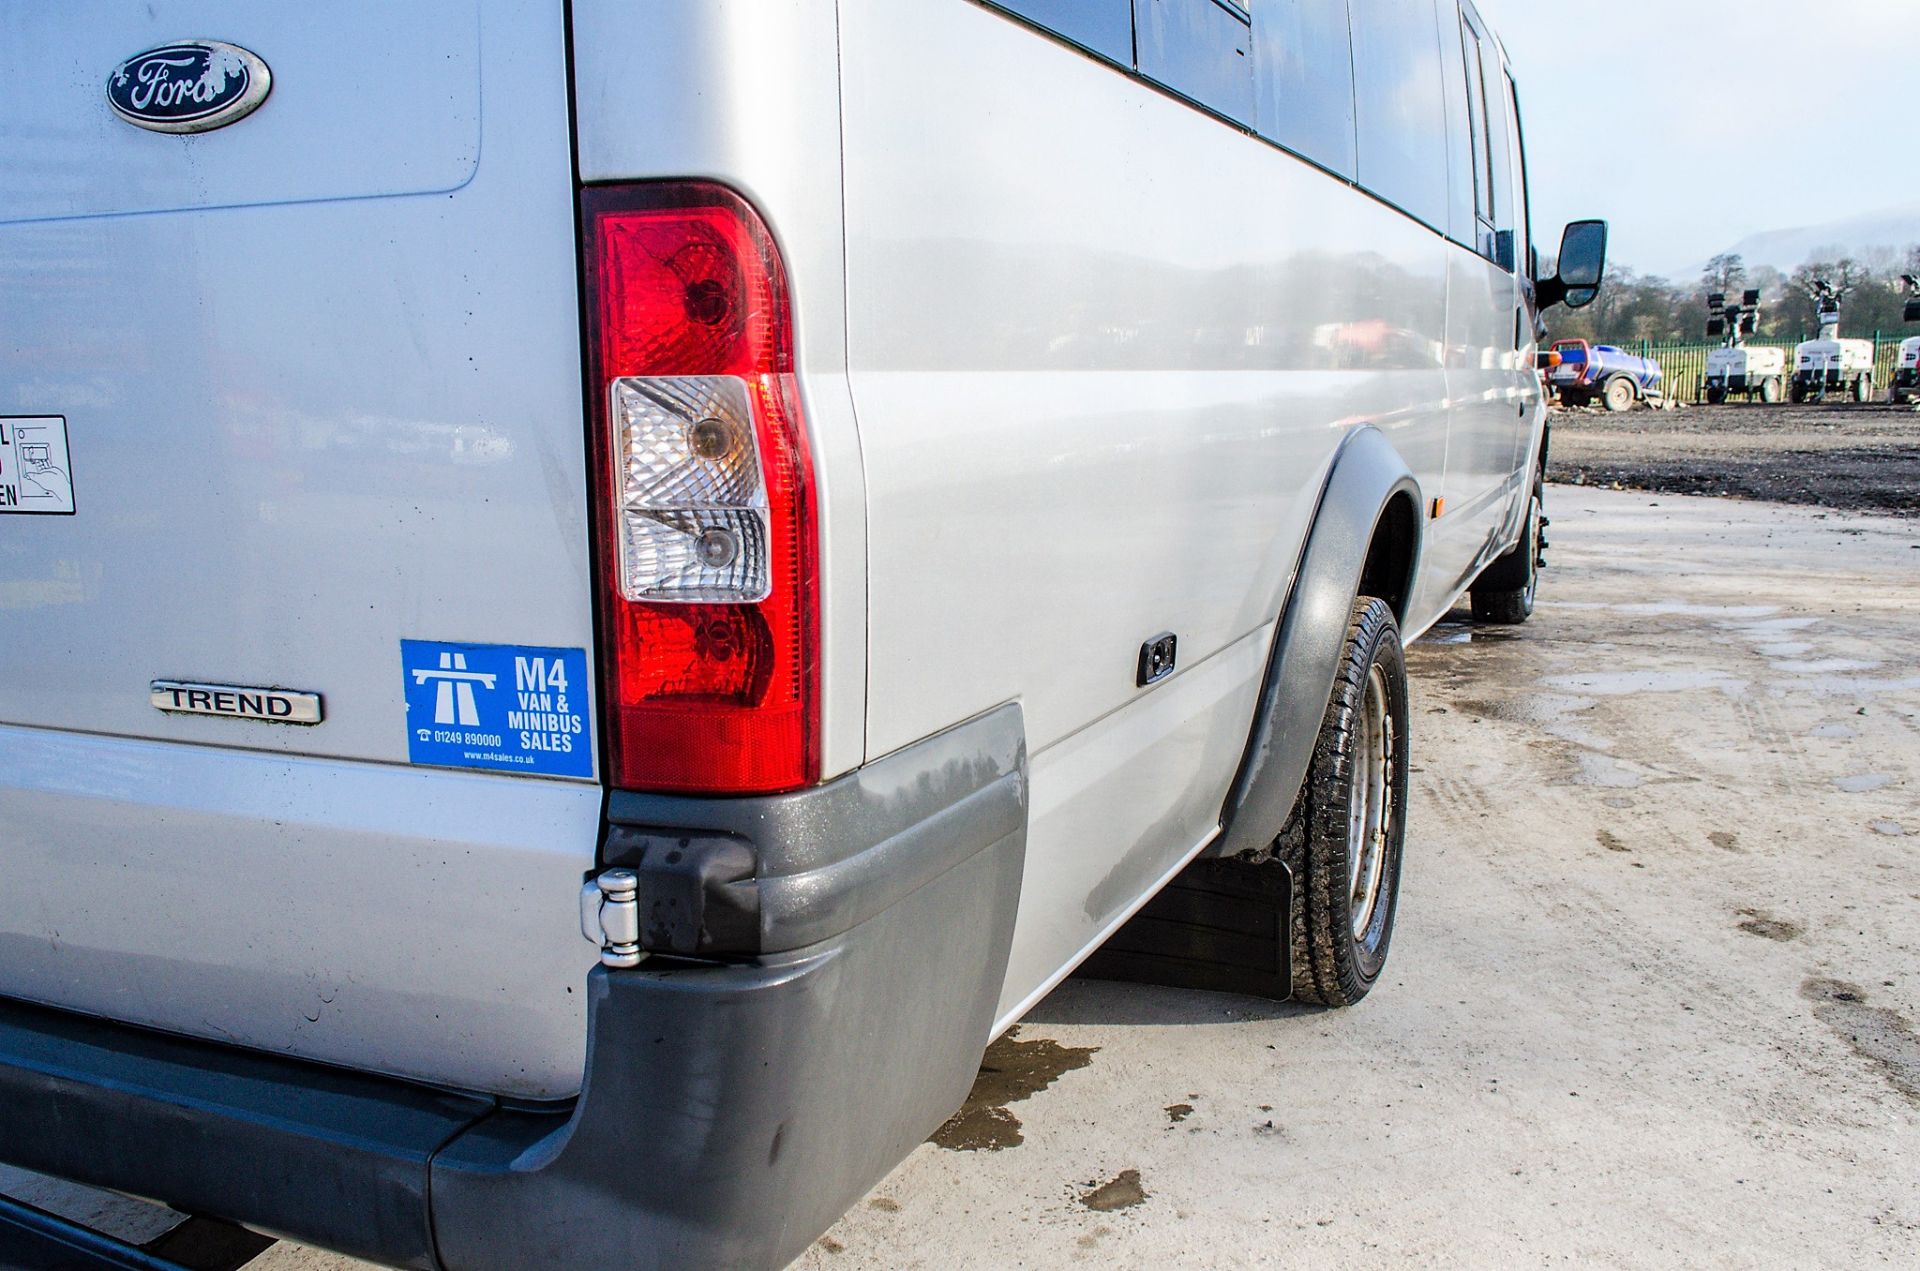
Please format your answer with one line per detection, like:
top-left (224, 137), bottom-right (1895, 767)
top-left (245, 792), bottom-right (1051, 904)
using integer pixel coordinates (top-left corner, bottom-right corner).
top-left (993, 0), bottom-right (1136, 65)
top-left (1459, 11), bottom-right (1495, 258)
top-left (1350, 0), bottom-right (1450, 231)
top-left (1502, 71), bottom-right (1529, 275)
top-left (1462, 14), bottom-right (1493, 226)
top-left (1134, 0), bottom-right (1254, 124)
top-left (1250, 0), bottom-right (1355, 178)
top-left (1436, 0), bottom-right (1477, 245)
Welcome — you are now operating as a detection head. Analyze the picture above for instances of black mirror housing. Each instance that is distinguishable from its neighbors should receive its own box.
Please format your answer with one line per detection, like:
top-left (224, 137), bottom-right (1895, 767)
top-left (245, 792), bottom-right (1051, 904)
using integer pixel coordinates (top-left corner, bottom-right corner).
top-left (1537, 219), bottom-right (1608, 311)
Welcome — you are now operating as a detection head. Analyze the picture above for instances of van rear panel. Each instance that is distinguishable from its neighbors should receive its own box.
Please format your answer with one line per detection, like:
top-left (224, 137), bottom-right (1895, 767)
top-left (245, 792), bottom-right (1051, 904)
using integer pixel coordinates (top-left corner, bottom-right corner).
top-left (0, 1), bottom-right (601, 1098)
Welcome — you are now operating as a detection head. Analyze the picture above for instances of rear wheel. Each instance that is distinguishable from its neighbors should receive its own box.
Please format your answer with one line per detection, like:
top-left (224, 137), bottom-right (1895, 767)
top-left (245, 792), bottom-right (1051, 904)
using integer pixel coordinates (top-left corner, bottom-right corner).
top-left (1706, 386), bottom-right (1727, 405)
top-left (1760, 377), bottom-right (1782, 404)
top-left (1854, 374), bottom-right (1873, 403)
top-left (1790, 380), bottom-right (1808, 404)
top-left (1470, 472), bottom-right (1542, 624)
top-left (1603, 377), bottom-right (1636, 412)
top-left (1279, 596), bottom-right (1409, 1008)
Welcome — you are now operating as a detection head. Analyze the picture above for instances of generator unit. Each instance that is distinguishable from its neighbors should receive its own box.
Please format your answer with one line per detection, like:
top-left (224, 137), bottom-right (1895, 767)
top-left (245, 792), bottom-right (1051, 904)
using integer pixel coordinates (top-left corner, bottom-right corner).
top-left (1703, 289), bottom-right (1785, 403)
top-left (1893, 336), bottom-right (1920, 405)
top-left (1894, 275), bottom-right (1920, 405)
top-left (1791, 280), bottom-right (1875, 402)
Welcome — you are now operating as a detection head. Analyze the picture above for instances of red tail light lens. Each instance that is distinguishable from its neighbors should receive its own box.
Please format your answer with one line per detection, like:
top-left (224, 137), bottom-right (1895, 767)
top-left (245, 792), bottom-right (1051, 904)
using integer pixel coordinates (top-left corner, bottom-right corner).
top-left (584, 183), bottom-right (818, 794)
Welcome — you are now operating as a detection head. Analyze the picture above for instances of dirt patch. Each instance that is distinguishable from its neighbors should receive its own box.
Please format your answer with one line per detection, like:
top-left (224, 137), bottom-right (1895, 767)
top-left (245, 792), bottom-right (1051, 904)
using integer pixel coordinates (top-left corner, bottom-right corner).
top-left (1709, 831), bottom-right (1739, 852)
top-left (930, 1027), bottom-right (1097, 1151)
top-left (1801, 978), bottom-right (1920, 1103)
top-left (1165, 1103), bottom-right (1194, 1124)
top-left (1597, 829), bottom-right (1631, 853)
top-left (1735, 909), bottom-right (1802, 942)
top-left (1548, 402), bottom-right (1920, 517)
top-left (1079, 1169), bottom-right (1148, 1212)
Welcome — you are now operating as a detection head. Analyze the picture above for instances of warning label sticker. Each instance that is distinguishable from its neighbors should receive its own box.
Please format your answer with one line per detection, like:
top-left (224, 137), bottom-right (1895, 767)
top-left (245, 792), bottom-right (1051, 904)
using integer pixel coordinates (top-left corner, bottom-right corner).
top-left (0, 416), bottom-right (75, 515)
top-left (401, 640), bottom-right (593, 779)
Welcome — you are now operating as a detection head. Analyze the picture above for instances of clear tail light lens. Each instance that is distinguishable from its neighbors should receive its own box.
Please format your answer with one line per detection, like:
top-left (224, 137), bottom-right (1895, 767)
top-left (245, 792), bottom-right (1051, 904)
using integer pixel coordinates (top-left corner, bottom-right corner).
top-left (611, 375), bottom-right (770, 602)
top-left (584, 183), bottom-right (818, 794)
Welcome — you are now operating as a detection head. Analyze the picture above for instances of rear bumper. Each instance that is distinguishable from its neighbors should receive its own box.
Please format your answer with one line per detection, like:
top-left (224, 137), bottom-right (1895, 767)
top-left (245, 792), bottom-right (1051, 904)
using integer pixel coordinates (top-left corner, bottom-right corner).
top-left (0, 706), bottom-right (1029, 1271)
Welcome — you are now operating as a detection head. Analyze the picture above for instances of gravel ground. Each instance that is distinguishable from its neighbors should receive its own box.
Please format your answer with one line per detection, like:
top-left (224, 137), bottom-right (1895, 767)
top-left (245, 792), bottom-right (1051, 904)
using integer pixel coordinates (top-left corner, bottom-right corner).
top-left (1548, 401), bottom-right (1920, 517)
top-left (5, 487), bottom-right (1918, 1268)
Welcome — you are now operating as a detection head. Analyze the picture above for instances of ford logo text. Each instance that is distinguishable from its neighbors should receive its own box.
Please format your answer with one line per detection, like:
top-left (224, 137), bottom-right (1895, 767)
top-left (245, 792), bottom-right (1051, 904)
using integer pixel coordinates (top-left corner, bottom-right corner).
top-left (107, 41), bottom-right (271, 134)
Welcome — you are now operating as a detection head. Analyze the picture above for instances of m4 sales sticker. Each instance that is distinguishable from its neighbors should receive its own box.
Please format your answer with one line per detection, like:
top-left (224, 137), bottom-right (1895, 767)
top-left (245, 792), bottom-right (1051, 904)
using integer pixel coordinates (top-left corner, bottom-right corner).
top-left (0, 417), bottom-right (76, 514)
top-left (401, 640), bottom-right (592, 778)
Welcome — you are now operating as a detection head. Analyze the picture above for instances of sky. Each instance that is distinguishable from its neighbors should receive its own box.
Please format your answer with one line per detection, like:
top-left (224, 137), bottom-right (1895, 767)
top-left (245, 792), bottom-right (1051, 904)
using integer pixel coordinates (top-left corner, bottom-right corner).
top-left (1470, 0), bottom-right (1920, 280)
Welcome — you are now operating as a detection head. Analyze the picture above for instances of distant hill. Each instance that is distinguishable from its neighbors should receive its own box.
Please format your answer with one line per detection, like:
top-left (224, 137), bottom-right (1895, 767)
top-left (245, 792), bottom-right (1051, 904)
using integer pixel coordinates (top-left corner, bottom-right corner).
top-left (1707, 204), bottom-right (1920, 275)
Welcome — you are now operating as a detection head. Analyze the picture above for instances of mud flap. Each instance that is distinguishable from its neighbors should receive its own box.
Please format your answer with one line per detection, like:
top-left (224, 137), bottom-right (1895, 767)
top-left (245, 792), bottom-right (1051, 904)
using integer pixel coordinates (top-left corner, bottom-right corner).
top-left (1075, 857), bottom-right (1292, 1001)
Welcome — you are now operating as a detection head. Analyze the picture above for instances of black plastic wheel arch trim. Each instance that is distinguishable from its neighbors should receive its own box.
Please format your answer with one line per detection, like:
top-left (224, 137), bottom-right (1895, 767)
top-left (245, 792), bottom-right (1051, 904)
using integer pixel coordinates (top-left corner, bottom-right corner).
top-left (1211, 426), bottom-right (1421, 861)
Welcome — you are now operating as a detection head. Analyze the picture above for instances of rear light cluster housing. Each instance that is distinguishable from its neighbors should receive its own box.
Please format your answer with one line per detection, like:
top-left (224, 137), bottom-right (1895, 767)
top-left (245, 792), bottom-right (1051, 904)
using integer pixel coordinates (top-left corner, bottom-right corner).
top-left (583, 183), bottom-right (818, 795)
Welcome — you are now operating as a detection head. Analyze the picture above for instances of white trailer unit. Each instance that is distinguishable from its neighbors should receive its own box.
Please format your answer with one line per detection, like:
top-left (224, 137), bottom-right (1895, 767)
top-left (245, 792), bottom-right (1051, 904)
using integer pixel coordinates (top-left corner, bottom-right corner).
top-left (1893, 336), bottom-right (1920, 404)
top-left (1792, 337), bottom-right (1876, 401)
top-left (1705, 345), bottom-right (1787, 403)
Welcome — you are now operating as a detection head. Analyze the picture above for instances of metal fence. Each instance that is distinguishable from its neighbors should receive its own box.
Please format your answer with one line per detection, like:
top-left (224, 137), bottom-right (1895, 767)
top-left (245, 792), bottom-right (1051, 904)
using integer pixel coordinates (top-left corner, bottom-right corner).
top-left (1594, 333), bottom-right (1912, 403)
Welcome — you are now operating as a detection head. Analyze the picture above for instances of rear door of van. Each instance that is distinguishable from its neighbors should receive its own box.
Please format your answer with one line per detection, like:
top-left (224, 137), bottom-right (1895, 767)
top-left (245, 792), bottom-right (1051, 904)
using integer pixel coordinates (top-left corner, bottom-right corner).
top-left (0, 1), bottom-right (602, 1100)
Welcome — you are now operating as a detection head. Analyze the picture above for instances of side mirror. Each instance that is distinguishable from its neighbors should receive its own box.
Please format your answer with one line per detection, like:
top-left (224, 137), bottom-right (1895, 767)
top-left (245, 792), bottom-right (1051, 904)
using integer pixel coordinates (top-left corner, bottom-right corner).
top-left (1537, 219), bottom-right (1608, 311)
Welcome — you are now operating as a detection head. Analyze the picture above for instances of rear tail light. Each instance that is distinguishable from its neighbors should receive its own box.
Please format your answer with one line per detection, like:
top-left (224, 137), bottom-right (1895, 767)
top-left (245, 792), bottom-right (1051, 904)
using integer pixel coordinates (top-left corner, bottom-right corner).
top-left (583, 183), bottom-right (818, 794)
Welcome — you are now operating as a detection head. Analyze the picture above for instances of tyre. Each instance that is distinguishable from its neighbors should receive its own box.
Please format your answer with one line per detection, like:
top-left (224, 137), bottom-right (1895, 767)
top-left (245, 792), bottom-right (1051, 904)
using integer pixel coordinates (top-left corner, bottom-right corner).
top-left (1706, 386), bottom-right (1727, 405)
top-left (1760, 376), bottom-right (1782, 404)
top-left (1853, 375), bottom-right (1873, 404)
top-left (1560, 389), bottom-right (1589, 409)
top-left (1790, 381), bottom-right (1807, 404)
top-left (1277, 595), bottom-right (1410, 1008)
top-left (1603, 376), bottom-right (1636, 412)
top-left (1470, 471), bottom-right (1542, 624)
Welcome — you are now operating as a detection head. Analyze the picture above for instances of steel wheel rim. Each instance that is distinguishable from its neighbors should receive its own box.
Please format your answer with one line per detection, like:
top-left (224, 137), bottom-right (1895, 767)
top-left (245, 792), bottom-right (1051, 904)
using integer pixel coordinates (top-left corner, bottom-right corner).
top-left (1347, 662), bottom-right (1395, 942)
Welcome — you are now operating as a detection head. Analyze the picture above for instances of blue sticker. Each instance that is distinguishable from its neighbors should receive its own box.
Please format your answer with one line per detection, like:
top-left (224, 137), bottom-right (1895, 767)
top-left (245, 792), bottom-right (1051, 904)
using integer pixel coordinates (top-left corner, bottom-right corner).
top-left (401, 640), bottom-right (593, 778)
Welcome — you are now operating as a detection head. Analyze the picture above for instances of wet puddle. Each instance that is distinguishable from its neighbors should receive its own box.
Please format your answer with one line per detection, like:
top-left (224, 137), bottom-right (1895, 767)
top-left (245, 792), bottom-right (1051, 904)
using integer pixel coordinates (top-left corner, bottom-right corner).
top-left (929, 1027), bottom-right (1097, 1152)
top-left (1802, 979), bottom-right (1920, 1104)
top-left (1543, 669), bottom-right (1745, 697)
top-left (1079, 1169), bottom-right (1148, 1212)
top-left (1735, 909), bottom-right (1802, 942)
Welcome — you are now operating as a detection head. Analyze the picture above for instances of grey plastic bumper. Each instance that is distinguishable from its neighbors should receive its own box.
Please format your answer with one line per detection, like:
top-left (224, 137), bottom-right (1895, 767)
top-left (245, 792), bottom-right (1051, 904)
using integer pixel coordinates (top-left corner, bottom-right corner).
top-left (0, 706), bottom-right (1028, 1271)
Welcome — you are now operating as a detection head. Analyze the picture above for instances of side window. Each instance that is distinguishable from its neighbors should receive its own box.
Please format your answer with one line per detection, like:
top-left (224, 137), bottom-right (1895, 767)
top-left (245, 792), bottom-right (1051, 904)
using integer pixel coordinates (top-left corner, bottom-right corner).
top-left (992, 0), bottom-right (1135, 65)
top-left (1250, 0), bottom-right (1356, 179)
top-left (1133, 0), bottom-right (1254, 125)
top-left (1437, 0), bottom-right (1477, 246)
top-left (1459, 8), bottom-right (1496, 259)
top-left (1349, 0), bottom-right (1450, 232)
top-left (1503, 70), bottom-right (1530, 279)
top-left (1459, 6), bottom-right (1516, 270)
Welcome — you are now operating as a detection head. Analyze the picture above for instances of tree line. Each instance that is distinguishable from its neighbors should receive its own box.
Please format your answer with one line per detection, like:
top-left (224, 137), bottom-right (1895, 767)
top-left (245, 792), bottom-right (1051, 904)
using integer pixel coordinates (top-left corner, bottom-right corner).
top-left (1548, 244), bottom-right (1920, 346)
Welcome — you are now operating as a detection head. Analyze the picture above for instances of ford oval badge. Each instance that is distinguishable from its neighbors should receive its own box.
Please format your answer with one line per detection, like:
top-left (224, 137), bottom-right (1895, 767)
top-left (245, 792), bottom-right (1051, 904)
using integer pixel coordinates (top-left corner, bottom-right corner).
top-left (107, 41), bottom-right (271, 134)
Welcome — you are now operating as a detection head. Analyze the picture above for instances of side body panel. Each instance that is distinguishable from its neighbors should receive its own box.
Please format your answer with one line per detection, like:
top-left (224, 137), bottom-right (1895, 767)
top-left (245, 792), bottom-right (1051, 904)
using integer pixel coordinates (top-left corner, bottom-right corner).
top-left (838, 0), bottom-right (1466, 1021)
